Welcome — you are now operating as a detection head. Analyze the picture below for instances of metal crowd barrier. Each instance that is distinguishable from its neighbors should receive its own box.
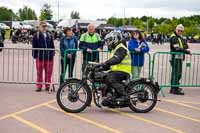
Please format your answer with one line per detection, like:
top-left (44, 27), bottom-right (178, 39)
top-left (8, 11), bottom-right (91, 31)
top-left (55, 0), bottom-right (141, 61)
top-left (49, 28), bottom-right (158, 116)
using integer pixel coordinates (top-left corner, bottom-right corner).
top-left (61, 49), bottom-right (110, 81)
top-left (1, 47), bottom-right (200, 96)
top-left (61, 49), bottom-right (151, 81)
top-left (0, 48), bottom-right (61, 87)
top-left (151, 52), bottom-right (200, 96)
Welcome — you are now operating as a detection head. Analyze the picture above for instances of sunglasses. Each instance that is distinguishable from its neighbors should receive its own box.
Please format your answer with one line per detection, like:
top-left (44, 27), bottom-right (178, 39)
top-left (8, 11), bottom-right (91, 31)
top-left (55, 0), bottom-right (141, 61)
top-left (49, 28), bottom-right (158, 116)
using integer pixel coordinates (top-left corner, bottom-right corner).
top-left (178, 30), bottom-right (183, 33)
top-left (42, 25), bottom-right (47, 27)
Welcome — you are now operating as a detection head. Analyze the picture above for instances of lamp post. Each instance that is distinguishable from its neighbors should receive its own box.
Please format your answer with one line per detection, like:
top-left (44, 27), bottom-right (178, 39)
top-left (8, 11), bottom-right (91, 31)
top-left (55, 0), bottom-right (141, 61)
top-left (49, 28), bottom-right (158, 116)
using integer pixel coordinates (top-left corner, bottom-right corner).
top-left (123, 8), bottom-right (126, 26)
top-left (57, 0), bottom-right (60, 21)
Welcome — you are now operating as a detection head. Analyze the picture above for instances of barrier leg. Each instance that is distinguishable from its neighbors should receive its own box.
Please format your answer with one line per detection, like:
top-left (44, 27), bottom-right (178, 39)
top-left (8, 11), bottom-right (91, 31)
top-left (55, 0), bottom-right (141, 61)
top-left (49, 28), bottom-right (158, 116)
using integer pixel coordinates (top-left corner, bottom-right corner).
top-left (160, 87), bottom-right (165, 97)
top-left (49, 84), bottom-right (56, 94)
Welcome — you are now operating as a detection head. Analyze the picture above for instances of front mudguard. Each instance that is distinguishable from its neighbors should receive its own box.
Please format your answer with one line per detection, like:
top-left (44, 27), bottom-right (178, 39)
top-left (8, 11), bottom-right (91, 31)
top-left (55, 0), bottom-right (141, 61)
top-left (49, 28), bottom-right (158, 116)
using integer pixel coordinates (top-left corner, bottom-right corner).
top-left (61, 78), bottom-right (92, 106)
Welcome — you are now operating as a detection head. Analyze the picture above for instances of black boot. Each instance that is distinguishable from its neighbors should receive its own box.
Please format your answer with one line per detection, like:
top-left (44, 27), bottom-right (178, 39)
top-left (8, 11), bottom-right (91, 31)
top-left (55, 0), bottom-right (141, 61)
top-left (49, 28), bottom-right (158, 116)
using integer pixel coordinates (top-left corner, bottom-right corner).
top-left (45, 87), bottom-right (50, 91)
top-left (114, 84), bottom-right (129, 101)
top-left (115, 91), bottom-right (129, 101)
top-left (170, 88), bottom-right (175, 94)
top-left (170, 88), bottom-right (184, 95)
top-left (35, 88), bottom-right (42, 92)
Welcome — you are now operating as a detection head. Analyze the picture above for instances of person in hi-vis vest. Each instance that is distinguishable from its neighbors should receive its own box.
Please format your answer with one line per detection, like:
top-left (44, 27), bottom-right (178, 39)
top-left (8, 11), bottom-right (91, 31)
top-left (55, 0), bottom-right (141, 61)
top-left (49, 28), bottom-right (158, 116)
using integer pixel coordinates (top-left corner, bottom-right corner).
top-left (95, 31), bottom-right (131, 105)
top-left (79, 23), bottom-right (103, 72)
top-left (169, 24), bottom-right (191, 95)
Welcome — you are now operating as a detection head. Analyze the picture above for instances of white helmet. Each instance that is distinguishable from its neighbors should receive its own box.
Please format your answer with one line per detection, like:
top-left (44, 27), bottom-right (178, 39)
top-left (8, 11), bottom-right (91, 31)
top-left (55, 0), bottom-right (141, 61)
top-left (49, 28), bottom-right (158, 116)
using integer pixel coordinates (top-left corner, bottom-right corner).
top-left (104, 31), bottom-right (122, 48)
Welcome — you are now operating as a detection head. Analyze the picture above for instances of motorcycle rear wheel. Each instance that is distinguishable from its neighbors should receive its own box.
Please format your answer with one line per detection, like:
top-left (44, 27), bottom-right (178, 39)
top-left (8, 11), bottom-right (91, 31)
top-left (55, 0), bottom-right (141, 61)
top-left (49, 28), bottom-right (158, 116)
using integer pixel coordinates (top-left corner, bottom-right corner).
top-left (128, 80), bottom-right (157, 113)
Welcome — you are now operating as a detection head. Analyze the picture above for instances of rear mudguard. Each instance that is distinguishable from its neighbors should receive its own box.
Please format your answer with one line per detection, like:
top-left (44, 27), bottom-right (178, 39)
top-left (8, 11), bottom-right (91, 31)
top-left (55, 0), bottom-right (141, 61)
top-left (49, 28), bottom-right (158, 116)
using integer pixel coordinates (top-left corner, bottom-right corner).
top-left (128, 78), bottom-right (160, 94)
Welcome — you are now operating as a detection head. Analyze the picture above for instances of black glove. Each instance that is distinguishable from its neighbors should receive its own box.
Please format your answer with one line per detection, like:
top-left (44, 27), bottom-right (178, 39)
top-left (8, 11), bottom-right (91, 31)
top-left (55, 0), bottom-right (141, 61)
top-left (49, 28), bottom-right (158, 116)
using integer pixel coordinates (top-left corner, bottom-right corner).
top-left (94, 63), bottom-right (109, 71)
top-left (94, 64), bottom-right (104, 72)
top-left (101, 63), bottom-right (110, 70)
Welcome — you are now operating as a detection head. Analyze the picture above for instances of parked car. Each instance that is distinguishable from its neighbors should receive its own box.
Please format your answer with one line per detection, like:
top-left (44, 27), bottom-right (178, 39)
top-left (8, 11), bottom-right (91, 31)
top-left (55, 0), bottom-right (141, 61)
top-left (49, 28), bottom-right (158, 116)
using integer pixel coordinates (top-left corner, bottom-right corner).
top-left (12, 21), bottom-right (33, 30)
top-left (0, 23), bottom-right (10, 30)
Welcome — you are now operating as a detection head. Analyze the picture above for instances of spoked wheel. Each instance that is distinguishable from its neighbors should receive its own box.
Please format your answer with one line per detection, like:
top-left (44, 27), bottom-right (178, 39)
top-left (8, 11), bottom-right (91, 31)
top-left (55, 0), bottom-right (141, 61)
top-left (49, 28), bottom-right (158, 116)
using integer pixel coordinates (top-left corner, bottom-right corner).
top-left (57, 79), bottom-right (92, 113)
top-left (128, 81), bottom-right (157, 113)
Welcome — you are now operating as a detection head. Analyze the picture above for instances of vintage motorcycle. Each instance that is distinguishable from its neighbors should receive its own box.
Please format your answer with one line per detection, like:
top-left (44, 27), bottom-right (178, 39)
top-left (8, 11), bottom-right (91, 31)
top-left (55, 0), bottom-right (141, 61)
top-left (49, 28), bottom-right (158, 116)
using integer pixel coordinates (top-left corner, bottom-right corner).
top-left (57, 62), bottom-right (160, 113)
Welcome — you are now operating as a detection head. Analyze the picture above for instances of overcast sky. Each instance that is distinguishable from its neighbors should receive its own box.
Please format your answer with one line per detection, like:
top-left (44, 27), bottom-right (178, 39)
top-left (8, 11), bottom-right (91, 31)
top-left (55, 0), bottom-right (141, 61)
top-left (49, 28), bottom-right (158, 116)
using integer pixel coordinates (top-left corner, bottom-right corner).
top-left (1, 0), bottom-right (200, 20)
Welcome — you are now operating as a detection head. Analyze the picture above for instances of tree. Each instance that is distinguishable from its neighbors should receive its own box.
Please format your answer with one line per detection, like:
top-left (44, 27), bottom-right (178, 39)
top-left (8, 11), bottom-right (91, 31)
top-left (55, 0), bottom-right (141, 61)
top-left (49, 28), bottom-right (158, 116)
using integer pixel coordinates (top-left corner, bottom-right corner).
top-left (154, 24), bottom-right (171, 35)
top-left (107, 17), bottom-right (117, 26)
top-left (117, 18), bottom-right (123, 27)
top-left (106, 15), bottom-right (200, 36)
top-left (18, 6), bottom-right (37, 20)
top-left (107, 17), bottom-right (123, 27)
top-left (184, 26), bottom-right (200, 36)
top-left (140, 16), bottom-right (148, 22)
top-left (0, 7), bottom-right (17, 21)
top-left (148, 17), bottom-right (155, 32)
top-left (155, 17), bottom-right (168, 24)
top-left (39, 4), bottom-right (53, 20)
top-left (70, 11), bottom-right (80, 19)
top-left (131, 18), bottom-right (145, 30)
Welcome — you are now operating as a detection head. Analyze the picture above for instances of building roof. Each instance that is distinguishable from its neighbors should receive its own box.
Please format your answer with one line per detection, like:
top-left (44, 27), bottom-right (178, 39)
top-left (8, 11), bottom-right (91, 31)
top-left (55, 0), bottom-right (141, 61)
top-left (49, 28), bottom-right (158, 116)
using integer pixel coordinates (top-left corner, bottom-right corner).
top-left (57, 19), bottom-right (106, 28)
top-left (97, 24), bottom-right (115, 30)
top-left (119, 25), bottom-right (138, 31)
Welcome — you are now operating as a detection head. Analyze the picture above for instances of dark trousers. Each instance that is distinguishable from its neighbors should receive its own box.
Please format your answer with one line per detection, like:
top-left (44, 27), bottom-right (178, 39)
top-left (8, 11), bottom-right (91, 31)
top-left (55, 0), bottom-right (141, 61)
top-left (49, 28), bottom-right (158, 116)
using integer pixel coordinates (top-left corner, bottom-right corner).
top-left (170, 59), bottom-right (183, 89)
top-left (2, 34), bottom-right (5, 41)
top-left (106, 71), bottom-right (130, 95)
top-left (0, 40), bottom-right (3, 52)
top-left (60, 57), bottom-right (76, 83)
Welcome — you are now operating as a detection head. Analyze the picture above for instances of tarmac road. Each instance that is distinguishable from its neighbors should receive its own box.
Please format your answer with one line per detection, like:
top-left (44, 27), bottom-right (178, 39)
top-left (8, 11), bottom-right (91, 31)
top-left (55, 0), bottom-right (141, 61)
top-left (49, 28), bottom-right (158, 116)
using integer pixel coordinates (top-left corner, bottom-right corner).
top-left (0, 41), bottom-right (200, 133)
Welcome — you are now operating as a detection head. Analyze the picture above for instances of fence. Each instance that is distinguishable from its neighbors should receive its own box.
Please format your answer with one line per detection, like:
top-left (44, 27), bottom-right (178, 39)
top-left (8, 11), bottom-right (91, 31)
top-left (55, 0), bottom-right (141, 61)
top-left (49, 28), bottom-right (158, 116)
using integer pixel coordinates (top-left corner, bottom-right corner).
top-left (61, 49), bottom-right (151, 81)
top-left (0, 48), bottom-right (61, 86)
top-left (1, 47), bottom-right (200, 96)
top-left (151, 52), bottom-right (200, 96)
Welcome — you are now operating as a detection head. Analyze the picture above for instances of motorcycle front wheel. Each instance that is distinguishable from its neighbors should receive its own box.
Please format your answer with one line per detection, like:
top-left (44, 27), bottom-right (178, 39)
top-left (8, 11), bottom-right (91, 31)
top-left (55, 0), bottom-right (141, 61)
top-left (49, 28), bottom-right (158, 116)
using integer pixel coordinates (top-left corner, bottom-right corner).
top-left (57, 79), bottom-right (92, 113)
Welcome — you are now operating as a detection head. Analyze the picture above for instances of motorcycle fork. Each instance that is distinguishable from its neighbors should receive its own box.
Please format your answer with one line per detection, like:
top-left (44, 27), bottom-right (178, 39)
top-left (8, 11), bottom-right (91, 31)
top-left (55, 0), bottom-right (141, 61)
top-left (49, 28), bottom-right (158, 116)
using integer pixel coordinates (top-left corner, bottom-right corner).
top-left (92, 84), bottom-right (102, 108)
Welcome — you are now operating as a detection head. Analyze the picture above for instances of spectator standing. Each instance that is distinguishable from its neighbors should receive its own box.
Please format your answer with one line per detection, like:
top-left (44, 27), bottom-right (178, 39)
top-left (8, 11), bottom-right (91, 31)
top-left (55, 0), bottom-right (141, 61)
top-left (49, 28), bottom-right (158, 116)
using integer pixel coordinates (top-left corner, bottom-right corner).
top-left (60, 28), bottom-right (78, 83)
top-left (10, 28), bottom-right (14, 40)
top-left (169, 24), bottom-right (191, 95)
top-left (72, 20), bottom-right (80, 38)
top-left (32, 21), bottom-right (55, 92)
top-left (0, 31), bottom-right (3, 52)
top-left (128, 30), bottom-right (150, 79)
top-left (1, 28), bottom-right (5, 41)
top-left (79, 23), bottom-right (102, 70)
